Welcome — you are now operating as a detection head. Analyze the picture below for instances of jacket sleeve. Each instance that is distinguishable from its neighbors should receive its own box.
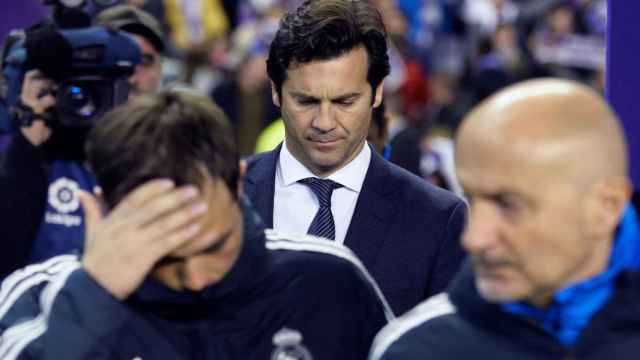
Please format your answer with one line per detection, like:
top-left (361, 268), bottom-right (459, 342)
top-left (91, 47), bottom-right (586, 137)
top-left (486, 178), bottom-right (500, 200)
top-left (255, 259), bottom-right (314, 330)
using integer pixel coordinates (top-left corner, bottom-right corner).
top-left (0, 256), bottom-right (133, 360)
top-left (427, 200), bottom-right (468, 296)
top-left (0, 133), bottom-right (49, 279)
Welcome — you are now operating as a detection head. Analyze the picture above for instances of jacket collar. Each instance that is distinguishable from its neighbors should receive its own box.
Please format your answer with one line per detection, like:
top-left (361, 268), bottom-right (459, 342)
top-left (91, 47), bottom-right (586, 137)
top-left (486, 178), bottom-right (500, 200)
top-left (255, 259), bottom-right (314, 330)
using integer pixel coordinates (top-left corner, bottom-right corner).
top-left (343, 149), bottom-right (397, 268)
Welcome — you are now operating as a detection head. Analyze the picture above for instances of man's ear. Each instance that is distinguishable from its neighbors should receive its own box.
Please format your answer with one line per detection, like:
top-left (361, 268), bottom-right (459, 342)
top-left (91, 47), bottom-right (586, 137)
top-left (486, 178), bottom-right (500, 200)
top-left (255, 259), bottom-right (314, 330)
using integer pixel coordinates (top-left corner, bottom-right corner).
top-left (373, 81), bottom-right (384, 108)
top-left (237, 159), bottom-right (247, 196)
top-left (586, 176), bottom-right (633, 240)
top-left (270, 81), bottom-right (281, 107)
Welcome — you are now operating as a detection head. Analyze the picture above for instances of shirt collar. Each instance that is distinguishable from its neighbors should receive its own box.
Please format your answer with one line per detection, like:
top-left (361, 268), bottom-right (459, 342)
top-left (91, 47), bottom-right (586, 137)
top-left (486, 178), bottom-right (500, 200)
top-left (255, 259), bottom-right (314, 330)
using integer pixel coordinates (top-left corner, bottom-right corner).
top-left (278, 141), bottom-right (371, 192)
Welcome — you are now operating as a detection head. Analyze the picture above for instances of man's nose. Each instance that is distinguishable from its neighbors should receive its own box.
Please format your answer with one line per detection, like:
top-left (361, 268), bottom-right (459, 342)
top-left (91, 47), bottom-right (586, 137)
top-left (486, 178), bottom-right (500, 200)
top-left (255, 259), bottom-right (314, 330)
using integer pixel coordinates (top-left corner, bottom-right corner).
top-left (311, 102), bottom-right (337, 132)
top-left (182, 260), bottom-right (212, 292)
top-left (128, 67), bottom-right (142, 86)
top-left (462, 202), bottom-right (500, 255)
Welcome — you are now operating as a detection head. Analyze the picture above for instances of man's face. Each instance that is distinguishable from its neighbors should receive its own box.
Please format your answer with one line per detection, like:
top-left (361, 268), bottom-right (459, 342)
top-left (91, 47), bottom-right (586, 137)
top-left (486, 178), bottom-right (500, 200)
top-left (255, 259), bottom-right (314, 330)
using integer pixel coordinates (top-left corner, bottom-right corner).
top-left (274, 46), bottom-right (383, 176)
top-left (128, 34), bottom-right (162, 98)
top-left (151, 177), bottom-right (243, 292)
top-left (456, 137), bottom-right (596, 307)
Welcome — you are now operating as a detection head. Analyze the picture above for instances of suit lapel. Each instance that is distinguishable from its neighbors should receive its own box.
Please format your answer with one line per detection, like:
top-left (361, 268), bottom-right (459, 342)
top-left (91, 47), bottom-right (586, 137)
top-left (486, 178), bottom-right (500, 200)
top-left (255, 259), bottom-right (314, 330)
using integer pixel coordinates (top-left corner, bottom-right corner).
top-left (344, 150), bottom-right (397, 271)
top-left (244, 146), bottom-right (280, 228)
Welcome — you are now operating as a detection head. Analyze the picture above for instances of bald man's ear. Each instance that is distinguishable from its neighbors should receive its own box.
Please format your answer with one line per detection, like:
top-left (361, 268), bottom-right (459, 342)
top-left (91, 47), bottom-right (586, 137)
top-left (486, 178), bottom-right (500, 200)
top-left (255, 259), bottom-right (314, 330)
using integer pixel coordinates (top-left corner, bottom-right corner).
top-left (270, 81), bottom-right (281, 107)
top-left (586, 177), bottom-right (633, 240)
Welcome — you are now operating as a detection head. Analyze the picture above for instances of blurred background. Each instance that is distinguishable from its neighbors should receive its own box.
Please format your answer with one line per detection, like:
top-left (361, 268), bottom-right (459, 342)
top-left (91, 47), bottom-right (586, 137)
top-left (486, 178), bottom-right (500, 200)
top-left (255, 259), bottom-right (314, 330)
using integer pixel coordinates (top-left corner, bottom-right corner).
top-left (2, 0), bottom-right (610, 195)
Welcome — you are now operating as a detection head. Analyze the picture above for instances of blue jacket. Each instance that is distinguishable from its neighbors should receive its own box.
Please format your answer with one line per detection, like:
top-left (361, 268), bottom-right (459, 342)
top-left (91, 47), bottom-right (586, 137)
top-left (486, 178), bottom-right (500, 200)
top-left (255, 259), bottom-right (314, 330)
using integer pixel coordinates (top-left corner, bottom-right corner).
top-left (0, 132), bottom-right (94, 279)
top-left (245, 145), bottom-right (467, 315)
top-left (0, 202), bottom-right (392, 359)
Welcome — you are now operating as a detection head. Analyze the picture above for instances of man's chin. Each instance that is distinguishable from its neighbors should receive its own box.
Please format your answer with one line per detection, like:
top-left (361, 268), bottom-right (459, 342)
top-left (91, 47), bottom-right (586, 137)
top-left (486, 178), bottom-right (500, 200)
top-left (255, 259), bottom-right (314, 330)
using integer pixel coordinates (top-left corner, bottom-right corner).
top-left (306, 153), bottom-right (343, 174)
top-left (475, 277), bottom-right (520, 304)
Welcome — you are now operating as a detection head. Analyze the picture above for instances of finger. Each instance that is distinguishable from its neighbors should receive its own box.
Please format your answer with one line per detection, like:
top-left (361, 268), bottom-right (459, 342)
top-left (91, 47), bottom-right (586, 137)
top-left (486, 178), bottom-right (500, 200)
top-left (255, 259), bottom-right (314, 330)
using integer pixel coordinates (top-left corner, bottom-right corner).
top-left (78, 190), bottom-right (104, 241)
top-left (21, 73), bottom-right (54, 109)
top-left (120, 185), bottom-right (202, 229)
top-left (92, 186), bottom-right (110, 216)
top-left (23, 70), bottom-right (49, 94)
top-left (24, 69), bottom-right (43, 81)
top-left (146, 222), bottom-right (207, 261)
top-left (170, 227), bottom-right (220, 258)
top-left (140, 199), bottom-right (208, 242)
top-left (39, 94), bottom-right (56, 110)
top-left (110, 179), bottom-right (175, 216)
top-left (22, 79), bottom-right (44, 102)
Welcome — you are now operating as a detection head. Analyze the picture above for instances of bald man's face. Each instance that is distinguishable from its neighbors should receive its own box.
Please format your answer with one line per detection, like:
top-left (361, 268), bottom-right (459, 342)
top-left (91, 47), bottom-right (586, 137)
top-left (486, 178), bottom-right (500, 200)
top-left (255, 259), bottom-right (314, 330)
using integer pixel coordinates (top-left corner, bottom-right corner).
top-left (456, 129), bottom-right (602, 307)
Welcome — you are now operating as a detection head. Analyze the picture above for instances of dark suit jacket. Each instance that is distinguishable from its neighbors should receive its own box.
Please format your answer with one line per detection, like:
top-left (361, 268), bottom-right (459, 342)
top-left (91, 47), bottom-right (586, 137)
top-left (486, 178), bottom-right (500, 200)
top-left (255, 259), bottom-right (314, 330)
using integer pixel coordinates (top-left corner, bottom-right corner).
top-left (244, 145), bottom-right (467, 315)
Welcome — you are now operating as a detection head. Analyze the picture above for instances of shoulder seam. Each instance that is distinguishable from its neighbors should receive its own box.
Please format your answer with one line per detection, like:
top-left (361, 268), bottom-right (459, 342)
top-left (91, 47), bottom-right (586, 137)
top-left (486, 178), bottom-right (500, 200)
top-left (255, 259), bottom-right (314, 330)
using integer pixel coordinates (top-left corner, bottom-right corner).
top-left (369, 293), bottom-right (456, 360)
top-left (265, 229), bottom-right (395, 322)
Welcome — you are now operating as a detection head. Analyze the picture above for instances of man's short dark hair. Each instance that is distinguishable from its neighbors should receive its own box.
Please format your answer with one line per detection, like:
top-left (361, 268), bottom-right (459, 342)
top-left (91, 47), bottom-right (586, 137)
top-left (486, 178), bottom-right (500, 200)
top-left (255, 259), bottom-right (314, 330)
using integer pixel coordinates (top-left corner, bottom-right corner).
top-left (86, 90), bottom-right (238, 208)
top-left (266, 0), bottom-right (390, 99)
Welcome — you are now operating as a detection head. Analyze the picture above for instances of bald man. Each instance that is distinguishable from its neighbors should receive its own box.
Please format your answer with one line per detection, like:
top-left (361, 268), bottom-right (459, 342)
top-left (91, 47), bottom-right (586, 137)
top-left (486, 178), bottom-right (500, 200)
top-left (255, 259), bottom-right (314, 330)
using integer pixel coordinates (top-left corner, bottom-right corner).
top-left (369, 78), bottom-right (640, 360)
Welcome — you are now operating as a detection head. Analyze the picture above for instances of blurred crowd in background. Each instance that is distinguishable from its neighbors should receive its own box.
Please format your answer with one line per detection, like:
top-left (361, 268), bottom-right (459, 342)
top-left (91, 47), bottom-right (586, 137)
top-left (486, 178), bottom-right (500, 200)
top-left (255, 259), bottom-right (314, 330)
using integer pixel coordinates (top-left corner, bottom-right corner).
top-left (4, 0), bottom-right (608, 196)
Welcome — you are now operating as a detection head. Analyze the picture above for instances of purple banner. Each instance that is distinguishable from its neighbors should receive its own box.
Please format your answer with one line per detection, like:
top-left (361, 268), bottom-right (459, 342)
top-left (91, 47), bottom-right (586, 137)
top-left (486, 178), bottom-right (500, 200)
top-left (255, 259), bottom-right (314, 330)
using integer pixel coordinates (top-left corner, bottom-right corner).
top-left (607, 0), bottom-right (640, 190)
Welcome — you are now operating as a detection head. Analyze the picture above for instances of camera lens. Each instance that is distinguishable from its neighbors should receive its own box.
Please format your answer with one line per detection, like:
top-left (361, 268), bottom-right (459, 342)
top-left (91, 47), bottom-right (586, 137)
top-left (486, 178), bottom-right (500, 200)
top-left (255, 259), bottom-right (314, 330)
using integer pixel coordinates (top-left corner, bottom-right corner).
top-left (65, 85), bottom-right (98, 119)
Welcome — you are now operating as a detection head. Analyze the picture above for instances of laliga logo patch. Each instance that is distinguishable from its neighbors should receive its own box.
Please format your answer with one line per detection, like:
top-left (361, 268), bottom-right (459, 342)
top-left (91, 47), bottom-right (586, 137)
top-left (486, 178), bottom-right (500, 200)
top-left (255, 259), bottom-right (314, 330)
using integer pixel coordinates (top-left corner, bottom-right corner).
top-left (271, 327), bottom-right (313, 360)
top-left (48, 177), bottom-right (80, 214)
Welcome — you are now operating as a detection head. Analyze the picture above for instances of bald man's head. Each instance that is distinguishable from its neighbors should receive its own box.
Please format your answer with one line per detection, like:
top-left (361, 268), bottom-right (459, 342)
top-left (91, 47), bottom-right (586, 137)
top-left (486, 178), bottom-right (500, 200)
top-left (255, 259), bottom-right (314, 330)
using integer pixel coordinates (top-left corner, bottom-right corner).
top-left (456, 78), bottom-right (633, 307)
top-left (458, 78), bottom-right (627, 187)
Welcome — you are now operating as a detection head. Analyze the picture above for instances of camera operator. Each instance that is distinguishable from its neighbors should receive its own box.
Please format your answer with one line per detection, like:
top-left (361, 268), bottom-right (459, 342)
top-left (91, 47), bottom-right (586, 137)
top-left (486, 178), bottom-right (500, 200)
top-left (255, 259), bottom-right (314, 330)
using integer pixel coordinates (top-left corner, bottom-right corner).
top-left (0, 5), bottom-right (165, 279)
top-left (95, 5), bottom-right (164, 97)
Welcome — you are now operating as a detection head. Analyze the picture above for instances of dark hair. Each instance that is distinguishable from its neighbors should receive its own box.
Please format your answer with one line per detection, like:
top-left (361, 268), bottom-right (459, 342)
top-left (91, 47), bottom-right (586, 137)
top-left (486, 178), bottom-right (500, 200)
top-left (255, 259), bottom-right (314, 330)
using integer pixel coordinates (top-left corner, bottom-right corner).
top-left (266, 0), bottom-right (390, 99)
top-left (85, 90), bottom-right (238, 209)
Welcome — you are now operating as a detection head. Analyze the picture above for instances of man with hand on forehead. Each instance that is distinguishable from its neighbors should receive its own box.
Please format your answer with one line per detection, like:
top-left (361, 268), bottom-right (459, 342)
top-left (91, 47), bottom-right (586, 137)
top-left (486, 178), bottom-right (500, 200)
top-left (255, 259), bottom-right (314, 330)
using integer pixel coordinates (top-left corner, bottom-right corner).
top-left (370, 78), bottom-right (640, 359)
top-left (0, 91), bottom-right (391, 360)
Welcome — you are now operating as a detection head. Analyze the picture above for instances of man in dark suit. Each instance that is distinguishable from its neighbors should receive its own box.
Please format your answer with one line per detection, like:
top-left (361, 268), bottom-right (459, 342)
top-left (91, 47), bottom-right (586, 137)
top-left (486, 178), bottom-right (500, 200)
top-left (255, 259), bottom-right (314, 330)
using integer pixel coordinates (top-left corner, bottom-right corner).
top-left (244, 0), bottom-right (467, 316)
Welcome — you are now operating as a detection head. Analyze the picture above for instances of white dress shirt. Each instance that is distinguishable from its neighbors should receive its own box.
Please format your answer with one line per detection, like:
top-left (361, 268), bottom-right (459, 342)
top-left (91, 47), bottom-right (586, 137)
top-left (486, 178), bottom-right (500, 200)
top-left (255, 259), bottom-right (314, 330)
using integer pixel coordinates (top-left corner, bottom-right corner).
top-left (273, 142), bottom-right (371, 245)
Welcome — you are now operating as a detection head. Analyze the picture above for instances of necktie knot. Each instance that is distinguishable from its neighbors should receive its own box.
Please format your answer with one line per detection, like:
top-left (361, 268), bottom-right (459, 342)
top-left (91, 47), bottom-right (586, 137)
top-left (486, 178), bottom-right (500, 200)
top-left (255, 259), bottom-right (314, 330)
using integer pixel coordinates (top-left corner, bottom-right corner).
top-left (298, 177), bottom-right (342, 208)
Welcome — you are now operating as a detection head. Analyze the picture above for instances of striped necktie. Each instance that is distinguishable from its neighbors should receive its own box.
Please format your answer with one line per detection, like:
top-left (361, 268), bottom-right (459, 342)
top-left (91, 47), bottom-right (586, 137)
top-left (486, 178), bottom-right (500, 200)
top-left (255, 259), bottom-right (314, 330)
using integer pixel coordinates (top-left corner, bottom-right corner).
top-left (298, 177), bottom-right (343, 240)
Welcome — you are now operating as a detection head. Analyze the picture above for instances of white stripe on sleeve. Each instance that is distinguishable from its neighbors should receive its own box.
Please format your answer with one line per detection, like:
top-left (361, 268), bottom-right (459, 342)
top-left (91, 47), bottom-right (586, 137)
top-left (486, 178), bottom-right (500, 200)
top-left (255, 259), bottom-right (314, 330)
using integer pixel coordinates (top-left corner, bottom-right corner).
top-left (0, 258), bottom-right (81, 360)
top-left (265, 229), bottom-right (395, 322)
top-left (0, 256), bottom-right (78, 320)
top-left (368, 293), bottom-right (455, 360)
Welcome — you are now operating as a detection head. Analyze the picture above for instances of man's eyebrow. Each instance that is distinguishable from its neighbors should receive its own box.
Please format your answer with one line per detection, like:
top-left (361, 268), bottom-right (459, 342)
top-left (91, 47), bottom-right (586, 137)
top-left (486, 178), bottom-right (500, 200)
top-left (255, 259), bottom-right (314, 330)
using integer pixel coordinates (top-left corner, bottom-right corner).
top-left (290, 91), bottom-right (317, 100)
top-left (467, 188), bottom-right (532, 207)
top-left (333, 92), bottom-right (361, 101)
top-left (289, 91), bottom-right (362, 101)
